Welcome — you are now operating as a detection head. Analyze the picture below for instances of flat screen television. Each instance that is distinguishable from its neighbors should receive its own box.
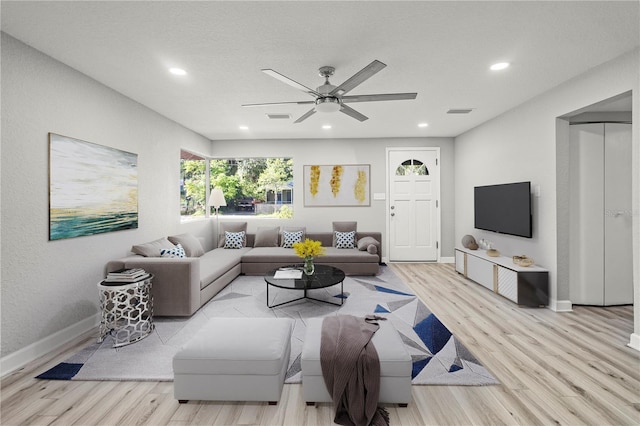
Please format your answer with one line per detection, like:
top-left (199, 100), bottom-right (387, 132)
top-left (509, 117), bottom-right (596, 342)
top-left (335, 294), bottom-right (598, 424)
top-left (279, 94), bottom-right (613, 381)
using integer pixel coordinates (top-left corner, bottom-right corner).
top-left (474, 181), bottom-right (532, 238)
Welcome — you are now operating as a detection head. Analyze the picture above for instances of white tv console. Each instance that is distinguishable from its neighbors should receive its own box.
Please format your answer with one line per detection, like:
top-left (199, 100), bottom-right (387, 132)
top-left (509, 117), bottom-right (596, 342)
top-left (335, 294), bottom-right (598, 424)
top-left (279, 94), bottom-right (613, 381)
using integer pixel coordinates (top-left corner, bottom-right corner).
top-left (455, 247), bottom-right (549, 307)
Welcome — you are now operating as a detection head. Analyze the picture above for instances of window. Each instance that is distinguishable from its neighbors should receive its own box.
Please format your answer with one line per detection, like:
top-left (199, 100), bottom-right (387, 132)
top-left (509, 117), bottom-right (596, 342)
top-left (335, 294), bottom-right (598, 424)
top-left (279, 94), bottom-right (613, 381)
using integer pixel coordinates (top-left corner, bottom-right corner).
top-left (210, 158), bottom-right (294, 218)
top-left (180, 150), bottom-right (207, 221)
top-left (180, 150), bottom-right (294, 221)
top-left (396, 159), bottom-right (428, 176)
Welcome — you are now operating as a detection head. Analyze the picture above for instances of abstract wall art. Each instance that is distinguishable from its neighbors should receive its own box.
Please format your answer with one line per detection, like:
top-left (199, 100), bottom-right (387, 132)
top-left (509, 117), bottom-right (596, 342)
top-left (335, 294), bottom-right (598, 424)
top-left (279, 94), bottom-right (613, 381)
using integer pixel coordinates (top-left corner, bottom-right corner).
top-left (303, 164), bottom-right (370, 206)
top-left (49, 133), bottom-right (138, 240)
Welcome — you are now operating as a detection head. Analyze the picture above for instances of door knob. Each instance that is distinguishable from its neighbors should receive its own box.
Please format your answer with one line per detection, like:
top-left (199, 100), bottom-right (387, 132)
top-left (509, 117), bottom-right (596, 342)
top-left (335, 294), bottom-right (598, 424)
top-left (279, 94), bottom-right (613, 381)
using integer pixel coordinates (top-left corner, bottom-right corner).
top-left (390, 206), bottom-right (395, 209)
top-left (391, 213), bottom-right (395, 217)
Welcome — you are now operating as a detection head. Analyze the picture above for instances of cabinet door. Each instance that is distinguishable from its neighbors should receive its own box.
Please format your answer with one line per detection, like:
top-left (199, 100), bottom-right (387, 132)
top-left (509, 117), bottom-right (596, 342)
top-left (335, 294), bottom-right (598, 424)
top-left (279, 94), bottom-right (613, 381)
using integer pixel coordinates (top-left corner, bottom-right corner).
top-left (497, 266), bottom-right (518, 303)
top-left (466, 254), bottom-right (493, 290)
top-left (455, 250), bottom-right (466, 275)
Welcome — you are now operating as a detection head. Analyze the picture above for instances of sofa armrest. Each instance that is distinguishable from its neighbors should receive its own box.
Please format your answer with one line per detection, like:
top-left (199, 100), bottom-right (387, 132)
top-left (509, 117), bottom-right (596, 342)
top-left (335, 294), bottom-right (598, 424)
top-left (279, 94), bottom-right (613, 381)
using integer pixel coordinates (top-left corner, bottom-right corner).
top-left (107, 256), bottom-right (201, 316)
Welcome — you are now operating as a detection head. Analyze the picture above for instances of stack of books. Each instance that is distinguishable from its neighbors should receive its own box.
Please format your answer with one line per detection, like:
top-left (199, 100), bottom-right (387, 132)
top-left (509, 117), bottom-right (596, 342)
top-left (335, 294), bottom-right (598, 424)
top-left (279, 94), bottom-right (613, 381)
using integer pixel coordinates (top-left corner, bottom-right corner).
top-left (104, 268), bottom-right (150, 285)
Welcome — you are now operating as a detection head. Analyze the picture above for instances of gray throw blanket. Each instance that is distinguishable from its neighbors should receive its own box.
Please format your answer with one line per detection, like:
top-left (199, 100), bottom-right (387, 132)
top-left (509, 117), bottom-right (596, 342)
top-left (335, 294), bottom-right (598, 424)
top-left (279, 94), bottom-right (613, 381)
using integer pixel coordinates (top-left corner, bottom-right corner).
top-left (320, 315), bottom-right (390, 426)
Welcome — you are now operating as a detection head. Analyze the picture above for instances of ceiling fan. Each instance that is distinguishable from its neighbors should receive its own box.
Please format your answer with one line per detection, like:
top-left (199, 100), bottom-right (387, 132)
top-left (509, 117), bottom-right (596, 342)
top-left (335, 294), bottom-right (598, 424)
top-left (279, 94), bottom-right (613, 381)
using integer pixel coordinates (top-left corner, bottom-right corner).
top-left (242, 60), bottom-right (417, 123)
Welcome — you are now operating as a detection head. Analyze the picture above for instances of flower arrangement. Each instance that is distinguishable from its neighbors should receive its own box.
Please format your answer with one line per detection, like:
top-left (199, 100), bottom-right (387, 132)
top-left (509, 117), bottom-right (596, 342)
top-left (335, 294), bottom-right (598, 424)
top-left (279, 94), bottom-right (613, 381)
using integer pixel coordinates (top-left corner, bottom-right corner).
top-left (293, 238), bottom-right (326, 259)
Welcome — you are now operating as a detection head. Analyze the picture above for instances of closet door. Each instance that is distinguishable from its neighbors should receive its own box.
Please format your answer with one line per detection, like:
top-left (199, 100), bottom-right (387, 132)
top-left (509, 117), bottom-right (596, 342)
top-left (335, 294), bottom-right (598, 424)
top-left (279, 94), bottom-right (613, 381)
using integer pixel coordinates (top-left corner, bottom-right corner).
top-left (569, 123), bottom-right (633, 306)
top-left (569, 123), bottom-right (605, 305)
top-left (603, 123), bottom-right (632, 305)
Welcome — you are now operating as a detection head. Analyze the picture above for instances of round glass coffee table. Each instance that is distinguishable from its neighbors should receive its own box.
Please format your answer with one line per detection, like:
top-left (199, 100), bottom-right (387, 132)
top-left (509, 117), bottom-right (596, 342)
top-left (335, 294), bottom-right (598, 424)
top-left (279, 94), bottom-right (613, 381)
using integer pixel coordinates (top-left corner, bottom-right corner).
top-left (264, 264), bottom-right (346, 308)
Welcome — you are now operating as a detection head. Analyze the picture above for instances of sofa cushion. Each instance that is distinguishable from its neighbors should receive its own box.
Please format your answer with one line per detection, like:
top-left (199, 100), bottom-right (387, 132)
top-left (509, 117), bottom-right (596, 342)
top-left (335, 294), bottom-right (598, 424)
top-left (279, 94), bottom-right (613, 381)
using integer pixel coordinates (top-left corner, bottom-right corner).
top-left (332, 221), bottom-right (357, 246)
top-left (131, 237), bottom-right (176, 257)
top-left (218, 222), bottom-right (247, 248)
top-left (169, 233), bottom-right (205, 257)
top-left (242, 247), bottom-right (377, 264)
top-left (199, 248), bottom-right (250, 289)
top-left (282, 230), bottom-right (303, 248)
top-left (254, 226), bottom-right (279, 247)
top-left (357, 236), bottom-right (380, 255)
top-left (224, 231), bottom-right (246, 249)
top-left (160, 243), bottom-right (186, 258)
top-left (335, 231), bottom-right (356, 249)
top-left (281, 227), bottom-right (306, 247)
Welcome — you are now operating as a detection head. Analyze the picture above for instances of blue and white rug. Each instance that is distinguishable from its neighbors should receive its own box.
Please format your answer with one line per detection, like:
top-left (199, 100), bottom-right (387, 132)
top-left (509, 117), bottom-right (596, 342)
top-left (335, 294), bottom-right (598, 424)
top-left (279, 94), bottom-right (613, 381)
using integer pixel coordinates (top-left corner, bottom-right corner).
top-left (37, 266), bottom-right (498, 386)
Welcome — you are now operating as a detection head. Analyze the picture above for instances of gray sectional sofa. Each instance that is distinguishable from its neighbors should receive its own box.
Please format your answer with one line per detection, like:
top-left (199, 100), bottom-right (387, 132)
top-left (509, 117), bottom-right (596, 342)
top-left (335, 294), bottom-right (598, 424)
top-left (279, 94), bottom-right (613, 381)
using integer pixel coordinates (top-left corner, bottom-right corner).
top-left (107, 222), bottom-right (381, 317)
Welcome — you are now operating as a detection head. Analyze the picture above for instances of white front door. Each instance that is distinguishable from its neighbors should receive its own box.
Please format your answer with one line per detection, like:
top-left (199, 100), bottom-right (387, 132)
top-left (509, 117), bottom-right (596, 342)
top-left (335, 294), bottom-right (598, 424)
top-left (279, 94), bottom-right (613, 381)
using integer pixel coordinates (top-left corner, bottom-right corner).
top-left (387, 148), bottom-right (439, 261)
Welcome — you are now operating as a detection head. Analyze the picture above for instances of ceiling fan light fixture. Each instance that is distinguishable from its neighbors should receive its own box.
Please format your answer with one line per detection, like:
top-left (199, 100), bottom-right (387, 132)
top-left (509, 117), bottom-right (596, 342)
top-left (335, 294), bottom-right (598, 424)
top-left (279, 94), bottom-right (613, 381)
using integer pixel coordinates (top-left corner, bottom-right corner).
top-left (315, 97), bottom-right (341, 113)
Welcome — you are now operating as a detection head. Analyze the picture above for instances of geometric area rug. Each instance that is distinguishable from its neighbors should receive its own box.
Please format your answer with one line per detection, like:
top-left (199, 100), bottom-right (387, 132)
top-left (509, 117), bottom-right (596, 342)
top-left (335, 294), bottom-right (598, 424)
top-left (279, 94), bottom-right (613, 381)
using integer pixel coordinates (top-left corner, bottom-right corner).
top-left (36, 266), bottom-right (499, 386)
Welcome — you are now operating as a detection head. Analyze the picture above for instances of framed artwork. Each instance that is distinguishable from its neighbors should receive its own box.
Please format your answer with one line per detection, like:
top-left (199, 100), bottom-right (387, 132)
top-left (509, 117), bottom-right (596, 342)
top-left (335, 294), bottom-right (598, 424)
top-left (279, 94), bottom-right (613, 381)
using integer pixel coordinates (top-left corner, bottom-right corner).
top-left (49, 133), bottom-right (138, 240)
top-left (303, 164), bottom-right (370, 207)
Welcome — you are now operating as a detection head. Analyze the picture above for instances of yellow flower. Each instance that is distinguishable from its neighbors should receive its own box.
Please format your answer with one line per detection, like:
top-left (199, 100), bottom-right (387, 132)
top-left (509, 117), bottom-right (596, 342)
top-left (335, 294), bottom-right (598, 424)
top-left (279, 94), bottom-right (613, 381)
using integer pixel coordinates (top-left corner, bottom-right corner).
top-left (293, 238), bottom-right (326, 259)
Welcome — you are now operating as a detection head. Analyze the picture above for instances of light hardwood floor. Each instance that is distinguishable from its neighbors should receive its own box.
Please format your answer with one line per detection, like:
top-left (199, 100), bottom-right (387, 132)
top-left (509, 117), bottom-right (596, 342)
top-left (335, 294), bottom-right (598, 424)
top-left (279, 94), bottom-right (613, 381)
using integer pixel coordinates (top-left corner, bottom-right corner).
top-left (2, 263), bottom-right (639, 425)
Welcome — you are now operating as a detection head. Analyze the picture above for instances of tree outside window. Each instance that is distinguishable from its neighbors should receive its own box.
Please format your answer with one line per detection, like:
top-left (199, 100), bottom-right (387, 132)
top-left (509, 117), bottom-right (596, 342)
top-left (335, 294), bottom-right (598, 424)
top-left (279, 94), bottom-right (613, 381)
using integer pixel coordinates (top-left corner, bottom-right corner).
top-left (180, 150), bottom-right (294, 221)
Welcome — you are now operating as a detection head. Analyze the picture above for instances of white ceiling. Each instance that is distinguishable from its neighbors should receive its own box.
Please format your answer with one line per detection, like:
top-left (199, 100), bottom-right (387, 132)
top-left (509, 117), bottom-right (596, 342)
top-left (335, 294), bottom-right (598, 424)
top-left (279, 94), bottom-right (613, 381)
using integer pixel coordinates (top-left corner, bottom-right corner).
top-left (1, 1), bottom-right (638, 140)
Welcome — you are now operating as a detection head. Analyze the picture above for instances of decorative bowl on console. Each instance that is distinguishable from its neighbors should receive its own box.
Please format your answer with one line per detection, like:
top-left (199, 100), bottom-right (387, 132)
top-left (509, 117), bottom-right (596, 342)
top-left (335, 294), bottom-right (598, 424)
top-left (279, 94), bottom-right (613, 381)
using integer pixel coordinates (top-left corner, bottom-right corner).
top-left (513, 255), bottom-right (534, 267)
top-left (486, 249), bottom-right (500, 257)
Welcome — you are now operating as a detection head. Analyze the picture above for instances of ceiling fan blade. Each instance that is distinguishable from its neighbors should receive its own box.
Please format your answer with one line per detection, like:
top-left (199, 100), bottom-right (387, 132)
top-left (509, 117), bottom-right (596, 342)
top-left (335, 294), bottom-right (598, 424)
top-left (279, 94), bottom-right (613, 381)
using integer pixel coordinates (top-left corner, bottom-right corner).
top-left (339, 104), bottom-right (368, 122)
top-left (341, 93), bottom-right (417, 103)
top-left (293, 108), bottom-right (317, 123)
top-left (241, 100), bottom-right (315, 107)
top-left (262, 69), bottom-right (321, 97)
top-left (329, 60), bottom-right (387, 96)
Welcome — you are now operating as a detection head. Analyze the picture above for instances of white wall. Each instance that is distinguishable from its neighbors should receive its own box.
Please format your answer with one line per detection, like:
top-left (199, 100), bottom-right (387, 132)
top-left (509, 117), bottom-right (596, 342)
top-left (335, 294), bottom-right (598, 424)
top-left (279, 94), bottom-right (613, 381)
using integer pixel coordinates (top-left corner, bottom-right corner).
top-left (210, 137), bottom-right (455, 259)
top-left (0, 34), bottom-right (214, 367)
top-left (454, 46), bottom-right (639, 347)
top-left (0, 34), bottom-right (457, 371)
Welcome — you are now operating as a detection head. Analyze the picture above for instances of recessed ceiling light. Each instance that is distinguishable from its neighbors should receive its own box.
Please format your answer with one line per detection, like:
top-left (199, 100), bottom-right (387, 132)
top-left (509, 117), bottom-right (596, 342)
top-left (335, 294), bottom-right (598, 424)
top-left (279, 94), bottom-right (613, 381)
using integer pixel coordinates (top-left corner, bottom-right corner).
top-left (169, 67), bottom-right (187, 76)
top-left (418, 123), bottom-right (429, 128)
top-left (239, 125), bottom-right (249, 130)
top-left (490, 62), bottom-right (510, 71)
top-left (322, 124), bottom-right (332, 129)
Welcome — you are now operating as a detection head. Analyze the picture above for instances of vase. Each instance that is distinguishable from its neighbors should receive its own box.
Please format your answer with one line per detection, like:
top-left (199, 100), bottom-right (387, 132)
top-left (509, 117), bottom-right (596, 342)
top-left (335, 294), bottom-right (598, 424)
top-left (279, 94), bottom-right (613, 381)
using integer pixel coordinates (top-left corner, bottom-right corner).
top-left (303, 257), bottom-right (315, 276)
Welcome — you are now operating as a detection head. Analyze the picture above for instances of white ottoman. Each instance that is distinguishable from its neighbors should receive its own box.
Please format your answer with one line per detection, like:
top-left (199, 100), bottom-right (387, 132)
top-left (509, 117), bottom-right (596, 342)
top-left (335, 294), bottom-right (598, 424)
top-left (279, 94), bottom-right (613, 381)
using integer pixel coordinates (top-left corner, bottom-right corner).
top-left (173, 317), bottom-right (293, 404)
top-left (301, 317), bottom-right (412, 406)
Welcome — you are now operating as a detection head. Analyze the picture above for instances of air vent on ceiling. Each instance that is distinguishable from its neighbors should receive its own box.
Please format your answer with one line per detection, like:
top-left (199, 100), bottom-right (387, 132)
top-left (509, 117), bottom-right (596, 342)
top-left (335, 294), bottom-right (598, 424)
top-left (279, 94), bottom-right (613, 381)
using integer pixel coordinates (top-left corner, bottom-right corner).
top-left (447, 108), bottom-right (473, 114)
top-left (266, 113), bottom-right (292, 120)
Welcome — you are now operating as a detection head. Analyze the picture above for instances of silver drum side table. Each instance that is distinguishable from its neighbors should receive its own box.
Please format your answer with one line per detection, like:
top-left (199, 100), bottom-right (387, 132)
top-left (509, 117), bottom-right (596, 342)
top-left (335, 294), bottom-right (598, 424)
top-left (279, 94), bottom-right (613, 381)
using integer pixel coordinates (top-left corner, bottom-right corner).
top-left (97, 275), bottom-right (154, 348)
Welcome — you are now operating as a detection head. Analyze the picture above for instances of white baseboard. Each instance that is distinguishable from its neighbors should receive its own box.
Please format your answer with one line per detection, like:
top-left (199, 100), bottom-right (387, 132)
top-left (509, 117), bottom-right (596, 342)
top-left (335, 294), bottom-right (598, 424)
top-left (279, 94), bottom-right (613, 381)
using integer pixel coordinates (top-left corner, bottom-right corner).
top-left (628, 333), bottom-right (640, 352)
top-left (0, 314), bottom-right (100, 378)
top-left (549, 299), bottom-right (573, 312)
top-left (439, 256), bottom-right (455, 264)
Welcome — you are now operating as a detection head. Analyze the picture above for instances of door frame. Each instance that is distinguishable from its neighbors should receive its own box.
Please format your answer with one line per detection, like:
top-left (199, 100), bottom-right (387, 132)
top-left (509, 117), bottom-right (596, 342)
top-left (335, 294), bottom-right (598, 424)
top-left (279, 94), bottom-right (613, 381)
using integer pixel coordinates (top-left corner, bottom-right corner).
top-left (385, 147), bottom-right (441, 263)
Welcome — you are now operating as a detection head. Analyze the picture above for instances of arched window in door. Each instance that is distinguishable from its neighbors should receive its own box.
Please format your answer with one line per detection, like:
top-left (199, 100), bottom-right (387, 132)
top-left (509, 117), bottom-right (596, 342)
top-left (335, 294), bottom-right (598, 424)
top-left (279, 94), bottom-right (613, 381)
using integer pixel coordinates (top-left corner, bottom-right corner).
top-left (395, 159), bottom-right (429, 176)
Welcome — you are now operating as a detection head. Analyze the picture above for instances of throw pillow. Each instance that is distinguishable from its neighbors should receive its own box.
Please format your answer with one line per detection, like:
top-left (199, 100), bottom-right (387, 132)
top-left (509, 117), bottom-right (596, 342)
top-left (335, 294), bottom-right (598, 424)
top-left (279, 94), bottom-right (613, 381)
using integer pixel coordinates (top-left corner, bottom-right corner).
top-left (357, 236), bottom-right (378, 251)
top-left (367, 244), bottom-right (378, 255)
top-left (280, 226), bottom-right (306, 247)
top-left (335, 230), bottom-right (356, 249)
top-left (131, 237), bottom-right (175, 257)
top-left (160, 243), bottom-right (186, 258)
top-left (332, 221), bottom-right (357, 247)
top-left (254, 226), bottom-right (280, 247)
top-left (224, 231), bottom-right (246, 249)
top-left (217, 221), bottom-right (247, 248)
top-left (168, 233), bottom-right (205, 257)
top-left (282, 230), bottom-right (303, 248)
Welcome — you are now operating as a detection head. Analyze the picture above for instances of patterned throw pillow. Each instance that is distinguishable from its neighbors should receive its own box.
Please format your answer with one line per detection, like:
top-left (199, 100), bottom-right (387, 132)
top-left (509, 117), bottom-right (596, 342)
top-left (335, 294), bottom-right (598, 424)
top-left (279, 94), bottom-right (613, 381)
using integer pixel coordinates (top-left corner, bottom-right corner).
top-left (224, 231), bottom-right (246, 249)
top-left (282, 230), bottom-right (303, 248)
top-left (160, 243), bottom-right (186, 258)
top-left (335, 231), bottom-right (356, 249)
